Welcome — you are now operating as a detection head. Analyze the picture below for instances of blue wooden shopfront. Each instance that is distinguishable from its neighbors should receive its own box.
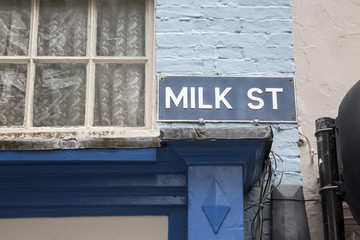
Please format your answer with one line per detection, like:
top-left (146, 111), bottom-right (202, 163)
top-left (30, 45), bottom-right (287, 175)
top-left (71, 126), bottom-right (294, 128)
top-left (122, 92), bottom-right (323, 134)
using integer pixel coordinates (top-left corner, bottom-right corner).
top-left (0, 127), bottom-right (272, 240)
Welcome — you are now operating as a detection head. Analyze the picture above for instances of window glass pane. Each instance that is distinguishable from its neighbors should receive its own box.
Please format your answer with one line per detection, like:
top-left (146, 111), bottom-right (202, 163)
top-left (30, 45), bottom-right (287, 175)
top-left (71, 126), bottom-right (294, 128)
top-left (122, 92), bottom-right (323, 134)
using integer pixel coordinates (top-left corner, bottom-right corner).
top-left (0, 0), bottom-right (31, 56)
top-left (37, 0), bottom-right (88, 56)
top-left (96, 0), bottom-right (145, 57)
top-left (94, 64), bottom-right (145, 127)
top-left (33, 63), bottom-right (86, 127)
top-left (0, 64), bottom-right (27, 126)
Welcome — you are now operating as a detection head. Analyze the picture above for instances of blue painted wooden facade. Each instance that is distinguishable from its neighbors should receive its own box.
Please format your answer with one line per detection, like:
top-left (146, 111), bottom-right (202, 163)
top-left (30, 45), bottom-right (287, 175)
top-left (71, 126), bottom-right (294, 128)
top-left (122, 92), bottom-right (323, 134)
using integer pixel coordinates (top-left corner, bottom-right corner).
top-left (0, 127), bottom-right (272, 240)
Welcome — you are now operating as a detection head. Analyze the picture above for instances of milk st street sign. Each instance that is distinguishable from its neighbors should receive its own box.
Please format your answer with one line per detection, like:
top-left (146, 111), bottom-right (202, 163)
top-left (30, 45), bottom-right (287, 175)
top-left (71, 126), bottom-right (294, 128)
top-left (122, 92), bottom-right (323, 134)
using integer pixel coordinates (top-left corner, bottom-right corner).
top-left (158, 76), bottom-right (296, 122)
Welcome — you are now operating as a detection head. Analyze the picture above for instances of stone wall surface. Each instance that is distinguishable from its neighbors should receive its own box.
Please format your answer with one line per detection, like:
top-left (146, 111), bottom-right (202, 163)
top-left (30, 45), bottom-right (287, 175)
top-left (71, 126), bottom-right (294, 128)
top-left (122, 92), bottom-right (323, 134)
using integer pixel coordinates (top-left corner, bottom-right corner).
top-left (293, 0), bottom-right (360, 239)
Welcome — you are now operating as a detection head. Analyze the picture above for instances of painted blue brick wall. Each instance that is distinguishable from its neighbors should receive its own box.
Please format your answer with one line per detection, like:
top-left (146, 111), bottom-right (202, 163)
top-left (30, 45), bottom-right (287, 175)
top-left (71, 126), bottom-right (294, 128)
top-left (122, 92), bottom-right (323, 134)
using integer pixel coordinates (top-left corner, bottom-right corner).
top-left (156, 0), bottom-right (294, 76)
top-left (155, 0), bottom-right (299, 239)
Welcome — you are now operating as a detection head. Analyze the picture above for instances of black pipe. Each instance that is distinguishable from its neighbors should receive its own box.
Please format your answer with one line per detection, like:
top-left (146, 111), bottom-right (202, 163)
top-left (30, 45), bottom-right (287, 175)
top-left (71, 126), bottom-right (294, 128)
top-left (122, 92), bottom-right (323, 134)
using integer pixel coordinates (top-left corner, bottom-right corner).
top-left (315, 117), bottom-right (344, 240)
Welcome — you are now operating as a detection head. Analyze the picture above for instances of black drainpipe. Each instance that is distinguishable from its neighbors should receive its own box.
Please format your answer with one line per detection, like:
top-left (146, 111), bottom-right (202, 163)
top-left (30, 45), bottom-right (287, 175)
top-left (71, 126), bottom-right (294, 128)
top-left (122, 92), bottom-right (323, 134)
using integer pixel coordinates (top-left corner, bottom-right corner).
top-left (315, 117), bottom-right (344, 240)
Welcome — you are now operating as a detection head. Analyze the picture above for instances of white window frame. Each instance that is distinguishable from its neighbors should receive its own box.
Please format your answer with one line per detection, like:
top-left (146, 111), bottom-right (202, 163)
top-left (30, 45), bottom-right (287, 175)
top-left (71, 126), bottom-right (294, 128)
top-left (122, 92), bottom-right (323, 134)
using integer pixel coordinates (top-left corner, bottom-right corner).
top-left (0, 0), bottom-right (157, 140)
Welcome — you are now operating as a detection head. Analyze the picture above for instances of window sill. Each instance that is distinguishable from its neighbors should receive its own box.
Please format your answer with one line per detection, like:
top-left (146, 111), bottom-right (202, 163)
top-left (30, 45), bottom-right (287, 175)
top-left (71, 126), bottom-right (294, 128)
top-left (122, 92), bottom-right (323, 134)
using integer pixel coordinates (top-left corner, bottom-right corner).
top-left (0, 129), bottom-right (160, 150)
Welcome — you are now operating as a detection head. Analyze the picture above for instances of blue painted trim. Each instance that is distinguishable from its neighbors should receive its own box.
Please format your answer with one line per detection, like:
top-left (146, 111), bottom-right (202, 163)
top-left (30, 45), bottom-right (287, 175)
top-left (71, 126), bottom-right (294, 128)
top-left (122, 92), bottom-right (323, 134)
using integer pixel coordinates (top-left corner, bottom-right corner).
top-left (0, 148), bottom-right (156, 161)
top-left (202, 181), bottom-right (231, 233)
top-left (188, 166), bottom-right (244, 240)
top-left (0, 150), bottom-right (187, 240)
top-left (0, 133), bottom-right (270, 240)
top-left (165, 139), bottom-right (268, 190)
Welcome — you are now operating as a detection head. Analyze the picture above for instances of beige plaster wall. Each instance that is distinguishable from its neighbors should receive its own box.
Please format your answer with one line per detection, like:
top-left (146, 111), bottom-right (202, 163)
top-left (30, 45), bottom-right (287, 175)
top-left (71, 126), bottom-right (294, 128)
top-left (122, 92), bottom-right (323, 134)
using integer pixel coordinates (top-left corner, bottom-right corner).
top-left (292, 0), bottom-right (360, 239)
top-left (0, 216), bottom-right (168, 240)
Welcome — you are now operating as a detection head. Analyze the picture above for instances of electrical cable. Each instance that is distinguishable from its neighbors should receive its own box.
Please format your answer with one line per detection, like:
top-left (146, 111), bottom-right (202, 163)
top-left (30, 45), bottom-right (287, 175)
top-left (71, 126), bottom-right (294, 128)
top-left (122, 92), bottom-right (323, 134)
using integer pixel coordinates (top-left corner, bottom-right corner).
top-left (268, 151), bottom-right (284, 197)
top-left (251, 156), bottom-right (272, 240)
top-left (298, 131), bottom-right (315, 164)
top-left (249, 150), bottom-right (285, 240)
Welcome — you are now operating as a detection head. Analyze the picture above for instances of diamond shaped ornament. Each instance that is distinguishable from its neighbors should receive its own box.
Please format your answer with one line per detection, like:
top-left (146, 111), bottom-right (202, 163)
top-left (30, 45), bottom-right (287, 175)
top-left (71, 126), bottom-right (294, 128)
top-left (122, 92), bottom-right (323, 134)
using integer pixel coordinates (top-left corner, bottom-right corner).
top-left (202, 181), bottom-right (231, 233)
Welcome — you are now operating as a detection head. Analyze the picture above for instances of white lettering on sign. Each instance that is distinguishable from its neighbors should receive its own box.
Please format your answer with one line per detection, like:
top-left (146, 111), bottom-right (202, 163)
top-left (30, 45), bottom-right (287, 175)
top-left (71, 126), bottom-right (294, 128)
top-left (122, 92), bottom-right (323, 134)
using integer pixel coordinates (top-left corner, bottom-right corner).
top-left (166, 86), bottom-right (284, 110)
top-left (247, 87), bottom-right (284, 110)
top-left (198, 87), bottom-right (213, 109)
top-left (215, 88), bottom-right (233, 109)
top-left (190, 87), bottom-right (196, 109)
top-left (247, 88), bottom-right (264, 110)
top-left (265, 88), bottom-right (283, 110)
top-left (166, 87), bottom-right (188, 108)
top-left (165, 87), bottom-right (233, 109)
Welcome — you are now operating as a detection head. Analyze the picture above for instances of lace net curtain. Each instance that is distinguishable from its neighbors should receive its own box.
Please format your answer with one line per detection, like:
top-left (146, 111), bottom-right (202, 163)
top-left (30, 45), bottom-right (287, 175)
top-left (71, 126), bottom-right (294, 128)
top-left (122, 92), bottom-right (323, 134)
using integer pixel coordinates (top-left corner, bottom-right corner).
top-left (0, 0), bottom-right (145, 127)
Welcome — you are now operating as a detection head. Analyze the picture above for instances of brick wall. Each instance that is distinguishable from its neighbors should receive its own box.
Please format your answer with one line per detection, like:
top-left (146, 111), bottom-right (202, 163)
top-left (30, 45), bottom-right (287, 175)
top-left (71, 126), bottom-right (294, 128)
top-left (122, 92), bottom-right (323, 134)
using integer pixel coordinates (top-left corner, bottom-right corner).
top-left (156, 0), bottom-right (294, 76)
top-left (155, 0), bottom-right (299, 238)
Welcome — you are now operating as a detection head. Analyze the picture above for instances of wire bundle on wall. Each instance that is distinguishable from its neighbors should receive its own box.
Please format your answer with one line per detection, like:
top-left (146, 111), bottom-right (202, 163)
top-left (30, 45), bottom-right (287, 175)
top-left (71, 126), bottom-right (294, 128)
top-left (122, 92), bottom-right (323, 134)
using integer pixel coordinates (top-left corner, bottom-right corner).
top-left (248, 151), bottom-right (284, 240)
